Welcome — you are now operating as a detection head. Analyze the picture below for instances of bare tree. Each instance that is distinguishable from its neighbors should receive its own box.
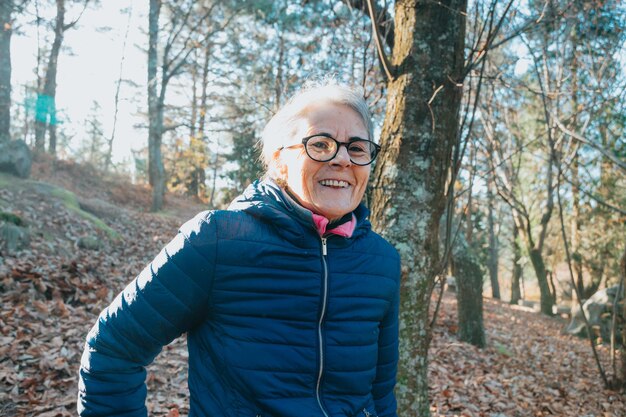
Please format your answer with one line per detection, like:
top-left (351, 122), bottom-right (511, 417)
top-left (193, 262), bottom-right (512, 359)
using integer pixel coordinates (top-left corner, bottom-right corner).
top-left (510, 221), bottom-right (523, 305)
top-left (353, 0), bottom-right (523, 411)
top-left (486, 154), bottom-right (501, 299)
top-left (452, 233), bottom-right (486, 348)
top-left (0, 1), bottom-right (14, 143)
top-left (367, 1), bottom-right (468, 414)
top-left (33, 0), bottom-right (90, 156)
top-left (147, 0), bottom-right (236, 211)
top-left (483, 93), bottom-right (557, 315)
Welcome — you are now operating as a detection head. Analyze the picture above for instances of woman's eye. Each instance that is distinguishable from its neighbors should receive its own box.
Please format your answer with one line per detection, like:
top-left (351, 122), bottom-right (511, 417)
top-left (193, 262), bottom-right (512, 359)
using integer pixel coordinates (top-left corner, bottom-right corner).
top-left (348, 143), bottom-right (368, 153)
top-left (311, 140), bottom-right (331, 150)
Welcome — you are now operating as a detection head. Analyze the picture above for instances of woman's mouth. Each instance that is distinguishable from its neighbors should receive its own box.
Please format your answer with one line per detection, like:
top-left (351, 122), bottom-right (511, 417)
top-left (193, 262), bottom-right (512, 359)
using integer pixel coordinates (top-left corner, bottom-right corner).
top-left (319, 179), bottom-right (350, 188)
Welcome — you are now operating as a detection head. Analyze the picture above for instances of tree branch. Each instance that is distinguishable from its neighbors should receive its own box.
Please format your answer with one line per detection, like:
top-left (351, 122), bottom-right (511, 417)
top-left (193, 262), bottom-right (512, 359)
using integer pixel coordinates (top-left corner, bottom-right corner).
top-left (62, 0), bottom-right (90, 31)
top-left (551, 115), bottom-right (626, 172)
top-left (560, 175), bottom-right (626, 216)
top-left (365, 0), bottom-right (394, 81)
top-left (342, 0), bottom-right (394, 50)
top-left (556, 166), bottom-right (610, 388)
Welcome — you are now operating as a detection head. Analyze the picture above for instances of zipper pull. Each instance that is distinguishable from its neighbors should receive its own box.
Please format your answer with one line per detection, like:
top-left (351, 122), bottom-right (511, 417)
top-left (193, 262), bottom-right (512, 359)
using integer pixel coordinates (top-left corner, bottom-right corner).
top-left (321, 237), bottom-right (327, 256)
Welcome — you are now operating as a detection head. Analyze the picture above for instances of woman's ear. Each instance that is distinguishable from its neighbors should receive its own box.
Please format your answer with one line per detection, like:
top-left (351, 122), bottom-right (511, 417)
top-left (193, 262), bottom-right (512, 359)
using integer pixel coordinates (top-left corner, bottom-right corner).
top-left (268, 150), bottom-right (288, 187)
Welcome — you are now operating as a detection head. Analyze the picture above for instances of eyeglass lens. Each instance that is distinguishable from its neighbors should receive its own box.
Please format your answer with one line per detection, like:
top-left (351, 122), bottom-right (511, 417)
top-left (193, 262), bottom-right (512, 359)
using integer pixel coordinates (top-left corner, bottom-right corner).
top-left (305, 136), bottom-right (377, 165)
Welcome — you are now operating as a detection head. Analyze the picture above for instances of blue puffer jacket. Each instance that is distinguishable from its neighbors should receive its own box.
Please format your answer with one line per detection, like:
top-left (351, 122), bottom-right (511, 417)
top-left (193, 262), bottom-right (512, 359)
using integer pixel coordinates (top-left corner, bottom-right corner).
top-left (78, 180), bottom-right (400, 417)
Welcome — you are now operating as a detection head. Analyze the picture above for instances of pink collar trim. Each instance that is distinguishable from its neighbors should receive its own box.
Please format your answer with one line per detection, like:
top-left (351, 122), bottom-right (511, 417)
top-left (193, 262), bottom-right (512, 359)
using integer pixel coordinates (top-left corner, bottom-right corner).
top-left (311, 213), bottom-right (357, 238)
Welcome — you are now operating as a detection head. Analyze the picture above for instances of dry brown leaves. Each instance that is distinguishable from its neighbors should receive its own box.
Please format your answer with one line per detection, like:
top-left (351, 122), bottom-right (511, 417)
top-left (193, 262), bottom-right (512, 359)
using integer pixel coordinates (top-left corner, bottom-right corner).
top-left (429, 293), bottom-right (625, 417)
top-left (0, 180), bottom-right (189, 416)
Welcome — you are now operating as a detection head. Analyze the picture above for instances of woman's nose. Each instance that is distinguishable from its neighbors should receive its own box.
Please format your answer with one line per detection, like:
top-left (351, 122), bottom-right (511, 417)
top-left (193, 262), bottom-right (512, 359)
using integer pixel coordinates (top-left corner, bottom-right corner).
top-left (330, 144), bottom-right (352, 166)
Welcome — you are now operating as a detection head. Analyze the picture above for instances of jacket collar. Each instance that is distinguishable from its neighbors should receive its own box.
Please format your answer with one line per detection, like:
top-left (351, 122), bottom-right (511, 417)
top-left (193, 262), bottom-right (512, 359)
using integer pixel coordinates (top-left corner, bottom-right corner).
top-left (228, 179), bottom-right (371, 244)
top-left (278, 187), bottom-right (356, 237)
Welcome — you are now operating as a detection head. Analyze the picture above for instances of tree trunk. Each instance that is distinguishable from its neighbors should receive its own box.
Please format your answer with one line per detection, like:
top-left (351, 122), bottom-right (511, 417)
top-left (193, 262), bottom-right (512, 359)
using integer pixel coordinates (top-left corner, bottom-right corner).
top-left (370, 0), bottom-right (466, 414)
top-left (514, 209), bottom-right (554, 315)
top-left (510, 222), bottom-right (522, 305)
top-left (529, 247), bottom-right (554, 315)
top-left (452, 239), bottom-right (486, 348)
top-left (198, 42), bottom-right (210, 140)
top-left (190, 53), bottom-right (198, 141)
top-left (151, 135), bottom-right (165, 211)
top-left (188, 52), bottom-right (200, 198)
top-left (571, 149), bottom-right (585, 297)
top-left (568, 27), bottom-right (585, 302)
top-left (35, 0), bottom-right (65, 156)
top-left (619, 245), bottom-right (626, 388)
top-left (208, 150), bottom-right (219, 208)
top-left (148, 0), bottom-right (159, 187)
top-left (148, 0), bottom-right (165, 211)
top-left (0, 1), bottom-right (11, 144)
top-left (487, 176), bottom-right (500, 299)
top-left (275, 32), bottom-right (285, 109)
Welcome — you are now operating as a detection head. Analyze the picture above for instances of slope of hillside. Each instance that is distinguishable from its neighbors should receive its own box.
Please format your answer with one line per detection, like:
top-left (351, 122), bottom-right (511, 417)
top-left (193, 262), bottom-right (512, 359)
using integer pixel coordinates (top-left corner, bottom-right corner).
top-left (429, 294), bottom-right (623, 416)
top-left (0, 160), bottom-right (623, 416)
top-left (0, 160), bottom-right (206, 416)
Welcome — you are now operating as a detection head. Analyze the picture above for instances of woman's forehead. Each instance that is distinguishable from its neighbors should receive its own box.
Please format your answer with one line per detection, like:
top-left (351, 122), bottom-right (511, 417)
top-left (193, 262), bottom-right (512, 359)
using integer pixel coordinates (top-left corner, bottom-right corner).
top-left (295, 103), bottom-right (368, 137)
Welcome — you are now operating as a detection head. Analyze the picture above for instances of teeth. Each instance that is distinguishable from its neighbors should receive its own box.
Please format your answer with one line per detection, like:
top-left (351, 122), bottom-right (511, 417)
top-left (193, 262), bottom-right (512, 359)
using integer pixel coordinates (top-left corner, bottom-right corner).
top-left (319, 179), bottom-right (349, 188)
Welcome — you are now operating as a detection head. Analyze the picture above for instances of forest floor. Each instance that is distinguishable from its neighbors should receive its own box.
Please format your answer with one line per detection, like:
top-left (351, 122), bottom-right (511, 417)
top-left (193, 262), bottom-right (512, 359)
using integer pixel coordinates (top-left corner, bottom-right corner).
top-left (0, 159), bottom-right (624, 417)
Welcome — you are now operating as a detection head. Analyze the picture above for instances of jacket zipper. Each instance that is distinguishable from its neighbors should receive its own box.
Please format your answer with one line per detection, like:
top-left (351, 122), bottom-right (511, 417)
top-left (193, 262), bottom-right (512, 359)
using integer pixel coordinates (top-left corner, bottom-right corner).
top-left (316, 237), bottom-right (329, 417)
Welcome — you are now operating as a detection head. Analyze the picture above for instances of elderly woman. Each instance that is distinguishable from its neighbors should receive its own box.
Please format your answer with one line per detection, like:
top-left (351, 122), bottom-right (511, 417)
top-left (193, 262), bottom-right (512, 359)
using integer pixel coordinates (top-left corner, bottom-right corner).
top-left (78, 82), bottom-right (400, 417)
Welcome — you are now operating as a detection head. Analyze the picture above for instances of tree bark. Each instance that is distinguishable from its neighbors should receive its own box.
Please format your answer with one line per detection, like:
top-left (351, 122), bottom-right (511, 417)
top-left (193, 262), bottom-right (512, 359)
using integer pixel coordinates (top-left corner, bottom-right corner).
top-left (487, 175), bottom-right (500, 299)
top-left (198, 42), bottom-right (210, 138)
top-left (0, 1), bottom-right (12, 144)
top-left (195, 41), bottom-right (212, 201)
top-left (510, 221), bottom-right (522, 305)
top-left (571, 149), bottom-right (585, 296)
top-left (452, 237), bottom-right (486, 348)
top-left (529, 246), bottom-right (553, 315)
top-left (570, 39), bottom-right (584, 299)
top-left (618, 245), bottom-right (626, 388)
top-left (370, 0), bottom-right (466, 414)
top-left (148, 0), bottom-right (165, 212)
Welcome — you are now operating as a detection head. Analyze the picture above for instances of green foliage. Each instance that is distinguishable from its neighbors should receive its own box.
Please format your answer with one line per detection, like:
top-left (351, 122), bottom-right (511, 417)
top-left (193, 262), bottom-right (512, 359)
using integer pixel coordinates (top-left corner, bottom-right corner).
top-left (0, 173), bottom-right (13, 188)
top-left (132, 148), bottom-right (148, 183)
top-left (166, 134), bottom-right (210, 199)
top-left (0, 211), bottom-right (26, 226)
top-left (494, 341), bottom-right (513, 357)
top-left (221, 128), bottom-right (264, 203)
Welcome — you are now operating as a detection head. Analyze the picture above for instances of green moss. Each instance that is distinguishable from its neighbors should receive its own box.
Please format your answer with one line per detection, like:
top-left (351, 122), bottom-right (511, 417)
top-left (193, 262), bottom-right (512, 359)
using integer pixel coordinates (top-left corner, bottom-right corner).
top-left (0, 211), bottom-right (25, 226)
top-left (494, 341), bottom-right (513, 357)
top-left (0, 172), bottom-right (17, 188)
top-left (0, 173), bottom-right (120, 240)
top-left (50, 187), bottom-right (120, 240)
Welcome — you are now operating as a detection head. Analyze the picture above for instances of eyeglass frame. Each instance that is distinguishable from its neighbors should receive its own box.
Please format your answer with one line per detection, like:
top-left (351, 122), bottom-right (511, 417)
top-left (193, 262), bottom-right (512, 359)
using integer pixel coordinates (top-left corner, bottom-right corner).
top-left (281, 133), bottom-right (381, 166)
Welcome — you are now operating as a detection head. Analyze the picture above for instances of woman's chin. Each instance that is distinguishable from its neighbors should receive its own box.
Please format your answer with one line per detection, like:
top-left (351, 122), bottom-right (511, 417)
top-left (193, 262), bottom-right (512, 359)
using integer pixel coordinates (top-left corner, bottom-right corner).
top-left (313, 204), bottom-right (353, 221)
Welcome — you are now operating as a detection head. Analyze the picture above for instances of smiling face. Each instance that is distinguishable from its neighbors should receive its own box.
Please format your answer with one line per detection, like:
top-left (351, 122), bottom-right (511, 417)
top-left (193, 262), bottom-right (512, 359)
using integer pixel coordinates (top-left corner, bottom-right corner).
top-left (276, 102), bottom-right (371, 221)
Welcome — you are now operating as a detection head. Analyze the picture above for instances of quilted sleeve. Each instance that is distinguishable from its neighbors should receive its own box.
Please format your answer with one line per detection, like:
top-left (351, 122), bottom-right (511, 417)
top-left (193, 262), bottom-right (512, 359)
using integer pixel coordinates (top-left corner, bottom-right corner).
top-left (77, 211), bottom-right (217, 417)
top-left (372, 256), bottom-right (400, 417)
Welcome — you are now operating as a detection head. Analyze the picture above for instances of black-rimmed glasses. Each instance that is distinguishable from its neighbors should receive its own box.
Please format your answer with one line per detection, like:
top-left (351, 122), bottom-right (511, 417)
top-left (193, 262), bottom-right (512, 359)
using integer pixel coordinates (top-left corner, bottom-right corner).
top-left (282, 134), bottom-right (381, 166)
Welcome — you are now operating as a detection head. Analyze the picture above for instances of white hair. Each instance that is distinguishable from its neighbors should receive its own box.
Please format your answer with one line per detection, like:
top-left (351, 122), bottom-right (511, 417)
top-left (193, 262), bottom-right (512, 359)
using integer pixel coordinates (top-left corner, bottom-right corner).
top-left (260, 80), bottom-right (374, 175)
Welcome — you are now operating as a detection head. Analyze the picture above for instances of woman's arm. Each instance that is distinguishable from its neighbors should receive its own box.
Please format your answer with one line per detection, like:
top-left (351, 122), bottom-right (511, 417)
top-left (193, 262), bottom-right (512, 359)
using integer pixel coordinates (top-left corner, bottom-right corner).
top-left (372, 259), bottom-right (400, 417)
top-left (77, 212), bottom-right (217, 417)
